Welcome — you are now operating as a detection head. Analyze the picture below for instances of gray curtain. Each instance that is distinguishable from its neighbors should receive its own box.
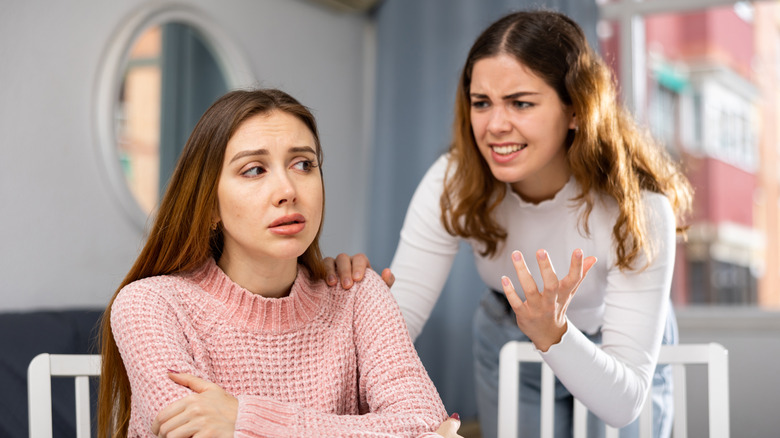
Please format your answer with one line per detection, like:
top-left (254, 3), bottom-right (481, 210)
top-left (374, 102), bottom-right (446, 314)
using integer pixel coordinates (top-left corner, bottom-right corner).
top-left (368, 0), bottom-right (599, 422)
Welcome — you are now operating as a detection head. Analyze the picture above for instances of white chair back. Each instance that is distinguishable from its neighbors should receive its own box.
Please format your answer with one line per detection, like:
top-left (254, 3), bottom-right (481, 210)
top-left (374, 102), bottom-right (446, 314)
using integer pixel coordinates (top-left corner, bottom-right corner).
top-left (27, 353), bottom-right (102, 438)
top-left (497, 342), bottom-right (729, 438)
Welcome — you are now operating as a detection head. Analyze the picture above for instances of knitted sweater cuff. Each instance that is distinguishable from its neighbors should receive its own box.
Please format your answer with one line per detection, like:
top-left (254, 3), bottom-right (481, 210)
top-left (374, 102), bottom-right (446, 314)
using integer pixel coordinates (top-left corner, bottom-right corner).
top-left (234, 395), bottom-right (297, 438)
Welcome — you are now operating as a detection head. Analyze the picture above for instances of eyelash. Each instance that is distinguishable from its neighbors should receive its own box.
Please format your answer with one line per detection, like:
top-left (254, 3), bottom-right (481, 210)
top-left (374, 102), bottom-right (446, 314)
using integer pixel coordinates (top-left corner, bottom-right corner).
top-left (470, 100), bottom-right (533, 109)
top-left (241, 165), bottom-right (265, 177)
top-left (240, 159), bottom-right (318, 177)
top-left (292, 159), bottom-right (318, 172)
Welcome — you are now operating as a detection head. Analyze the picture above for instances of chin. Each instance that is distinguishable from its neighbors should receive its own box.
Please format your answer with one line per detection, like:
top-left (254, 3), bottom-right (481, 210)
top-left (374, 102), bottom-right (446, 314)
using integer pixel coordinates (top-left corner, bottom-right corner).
top-left (489, 168), bottom-right (524, 185)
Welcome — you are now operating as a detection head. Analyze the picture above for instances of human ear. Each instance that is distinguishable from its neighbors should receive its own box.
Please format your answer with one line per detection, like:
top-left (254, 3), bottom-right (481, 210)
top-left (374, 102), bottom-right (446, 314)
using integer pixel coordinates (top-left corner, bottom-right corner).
top-left (210, 211), bottom-right (221, 231)
top-left (569, 111), bottom-right (578, 131)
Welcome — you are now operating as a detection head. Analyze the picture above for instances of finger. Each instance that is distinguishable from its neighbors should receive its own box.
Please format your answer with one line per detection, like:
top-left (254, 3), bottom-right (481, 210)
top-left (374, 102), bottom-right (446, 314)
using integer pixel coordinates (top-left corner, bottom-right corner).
top-left (559, 249), bottom-right (585, 304)
top-left (562, 251), bottom-right (597, 291)
top-left (334, 253), bottom-right (354, 288)
top-left (566, 255), bottom-right (598, 303)
top-left (510, 251), bottom-right (539, 303)
top-left (168, 372), bottom-right (213, 393)
top-left (501, 275), bottom-right (523, 310)
top-left (350, 253), bottom-right (370, 282)
top-left (583, 256), bottom-right (597, 276)
top-left (380, 268), bottom-right (395, 288)
top-left (152, 397), bottom-right (188, 434)
top-left (156, 410), bottom-right (199, 438)
top-left (435, 417), bottom-right (462, 438)
top-left (536, 249), bottom-right (559, 298)
top-left (566, 248), bottom-right (584, 279)
top-left (323, 257), bottom-right (338, 286)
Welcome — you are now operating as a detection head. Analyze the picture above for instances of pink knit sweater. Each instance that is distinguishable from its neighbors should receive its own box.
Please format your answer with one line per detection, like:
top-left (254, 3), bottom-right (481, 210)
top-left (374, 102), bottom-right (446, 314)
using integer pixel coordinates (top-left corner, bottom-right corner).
top-left (111, 258), bottom-right (447, 437)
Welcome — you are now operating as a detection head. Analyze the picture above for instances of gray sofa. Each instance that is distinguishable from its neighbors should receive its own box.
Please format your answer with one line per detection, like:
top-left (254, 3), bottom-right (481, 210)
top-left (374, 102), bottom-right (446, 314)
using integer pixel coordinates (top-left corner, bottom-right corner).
top-left (0, 309), bottom-right (103, 437)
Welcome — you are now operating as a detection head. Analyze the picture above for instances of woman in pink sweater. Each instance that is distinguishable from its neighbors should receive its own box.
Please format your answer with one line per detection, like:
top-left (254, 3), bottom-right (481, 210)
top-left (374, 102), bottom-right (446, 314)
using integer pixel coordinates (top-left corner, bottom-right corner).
top-left (97, 89), bottom-right (460, 438)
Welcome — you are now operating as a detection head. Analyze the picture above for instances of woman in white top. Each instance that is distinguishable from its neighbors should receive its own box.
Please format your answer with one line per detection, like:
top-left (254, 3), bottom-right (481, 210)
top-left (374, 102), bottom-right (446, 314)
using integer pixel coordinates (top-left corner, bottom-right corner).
top-left (326, 10), bottom-right (692, 438)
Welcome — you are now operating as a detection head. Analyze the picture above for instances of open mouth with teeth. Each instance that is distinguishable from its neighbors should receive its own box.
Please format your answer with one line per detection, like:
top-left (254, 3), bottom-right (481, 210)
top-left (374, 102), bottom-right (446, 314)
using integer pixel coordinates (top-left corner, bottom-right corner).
top-left (492, 144), bottom-right (527, 155)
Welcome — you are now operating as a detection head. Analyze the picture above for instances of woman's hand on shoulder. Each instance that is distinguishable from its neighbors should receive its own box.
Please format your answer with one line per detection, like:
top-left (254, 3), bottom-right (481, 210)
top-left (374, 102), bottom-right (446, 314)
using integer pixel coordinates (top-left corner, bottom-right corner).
top-left (502, 249), bottom-right (597, 352)
top-left (323, 253), bottom-right (395, 289)
top-left (152, 372), bottom-right (237, 438)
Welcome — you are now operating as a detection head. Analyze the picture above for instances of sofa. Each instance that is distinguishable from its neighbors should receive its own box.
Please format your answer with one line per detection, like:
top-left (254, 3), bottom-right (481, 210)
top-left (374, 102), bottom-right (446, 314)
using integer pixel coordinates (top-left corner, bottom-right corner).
top-left (0, 309), bottom-right (103, 437)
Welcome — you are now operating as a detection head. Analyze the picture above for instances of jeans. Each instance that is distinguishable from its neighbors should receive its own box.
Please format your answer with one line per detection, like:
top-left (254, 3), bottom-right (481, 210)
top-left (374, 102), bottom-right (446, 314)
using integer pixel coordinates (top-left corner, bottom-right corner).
top-left (473, 289), bottom-right (677, 438)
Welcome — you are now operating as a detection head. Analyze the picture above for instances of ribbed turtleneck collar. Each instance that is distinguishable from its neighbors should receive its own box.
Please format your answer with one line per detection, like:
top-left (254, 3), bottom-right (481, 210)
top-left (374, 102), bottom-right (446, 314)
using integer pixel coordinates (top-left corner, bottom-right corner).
top-left (184, 258), bottom-right (327, 334)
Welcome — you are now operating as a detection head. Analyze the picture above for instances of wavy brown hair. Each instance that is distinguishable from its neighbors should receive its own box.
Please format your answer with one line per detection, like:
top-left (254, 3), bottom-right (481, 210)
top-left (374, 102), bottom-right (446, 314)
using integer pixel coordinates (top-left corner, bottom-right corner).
top-left (442, 10), bottom-right (692, 269)
top-left (97, 89), bottom-right (326, 438)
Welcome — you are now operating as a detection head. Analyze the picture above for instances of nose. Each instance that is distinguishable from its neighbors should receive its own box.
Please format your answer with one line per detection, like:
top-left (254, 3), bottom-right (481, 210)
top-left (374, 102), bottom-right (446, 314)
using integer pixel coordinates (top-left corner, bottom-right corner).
top-left (486, 106), bottom-right (511, 135)
top-left (273, 172), bottom-right (297, 207)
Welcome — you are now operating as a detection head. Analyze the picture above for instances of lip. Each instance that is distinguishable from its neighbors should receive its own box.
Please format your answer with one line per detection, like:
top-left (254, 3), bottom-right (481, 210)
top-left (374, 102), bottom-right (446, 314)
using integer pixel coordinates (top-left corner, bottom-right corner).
top-left (489, 142), bottom-right (526, 164)
top-left (269, 213), bottom-right (306, 236)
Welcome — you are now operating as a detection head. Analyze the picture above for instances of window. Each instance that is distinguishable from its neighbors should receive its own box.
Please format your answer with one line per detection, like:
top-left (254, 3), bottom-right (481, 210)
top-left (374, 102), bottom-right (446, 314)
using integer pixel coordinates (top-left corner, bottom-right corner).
top-left (599, 0), bottom-right (778, 309)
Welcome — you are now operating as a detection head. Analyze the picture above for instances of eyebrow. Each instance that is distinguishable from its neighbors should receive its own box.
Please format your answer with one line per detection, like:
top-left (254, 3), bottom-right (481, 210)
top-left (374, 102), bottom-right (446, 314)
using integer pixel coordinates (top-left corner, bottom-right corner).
top-left (470, 91), bottom-right (539, 100)
top-left (229, 146), bottom-right (317, 164)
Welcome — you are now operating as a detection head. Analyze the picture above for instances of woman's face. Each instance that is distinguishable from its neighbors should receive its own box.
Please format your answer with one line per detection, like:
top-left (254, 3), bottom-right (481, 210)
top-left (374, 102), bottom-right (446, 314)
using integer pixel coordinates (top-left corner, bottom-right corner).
top-left (469, 53), bottom-right (576, 203)
top-left (216, 110), bottom-right (323, 267)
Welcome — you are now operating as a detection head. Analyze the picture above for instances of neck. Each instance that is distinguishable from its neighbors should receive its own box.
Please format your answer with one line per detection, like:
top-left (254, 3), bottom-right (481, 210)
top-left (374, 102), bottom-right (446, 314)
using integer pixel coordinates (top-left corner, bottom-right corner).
top-left (217, 253), bottom-right (298, 298)
top-left (511, 174), bottom-right (570, 204)
top-left (510, 152), bottom-right (571, 204)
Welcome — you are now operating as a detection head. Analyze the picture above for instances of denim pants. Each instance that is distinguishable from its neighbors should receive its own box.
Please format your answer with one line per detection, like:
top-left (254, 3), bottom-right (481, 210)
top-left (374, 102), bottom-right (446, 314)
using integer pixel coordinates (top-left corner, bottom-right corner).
top-left (473, 289), bottom-right (677, 438)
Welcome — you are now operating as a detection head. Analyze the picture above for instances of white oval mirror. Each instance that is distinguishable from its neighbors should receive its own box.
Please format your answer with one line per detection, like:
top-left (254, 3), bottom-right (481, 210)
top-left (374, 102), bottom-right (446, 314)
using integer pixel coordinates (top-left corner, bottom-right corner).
top-left (96, 4), bottom-right (253, 228)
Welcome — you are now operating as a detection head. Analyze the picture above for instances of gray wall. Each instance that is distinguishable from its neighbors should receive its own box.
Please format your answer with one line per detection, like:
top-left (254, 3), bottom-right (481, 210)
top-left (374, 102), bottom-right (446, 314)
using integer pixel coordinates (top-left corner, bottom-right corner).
top-left (0, 0), bottom-right (372, 311)
top-left (677, 309), bottom-right (780, 437)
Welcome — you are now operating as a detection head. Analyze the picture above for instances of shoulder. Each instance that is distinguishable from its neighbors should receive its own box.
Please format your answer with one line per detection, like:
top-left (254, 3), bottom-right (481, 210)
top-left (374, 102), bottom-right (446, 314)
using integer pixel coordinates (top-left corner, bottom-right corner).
top-left (113, 274), bottom-right (193, 318)
top-left (350, 269), bottom-right (398, 308)
top-left (408, 154), bottom-right (452, 214)
top-left (640, 190), bottom-right (675, 231)
top-left (590, 188), bottom-right (673, 222)
top-left (416, 154), bottom-right (452, 187)
top-left (641, 190), bottom-right (673, 214)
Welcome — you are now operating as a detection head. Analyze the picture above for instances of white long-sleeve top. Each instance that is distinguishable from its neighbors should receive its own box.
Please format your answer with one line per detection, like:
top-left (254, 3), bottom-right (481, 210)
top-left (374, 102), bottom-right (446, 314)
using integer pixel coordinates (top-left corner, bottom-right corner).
top-left (389, 155), bottom-right (676, 427)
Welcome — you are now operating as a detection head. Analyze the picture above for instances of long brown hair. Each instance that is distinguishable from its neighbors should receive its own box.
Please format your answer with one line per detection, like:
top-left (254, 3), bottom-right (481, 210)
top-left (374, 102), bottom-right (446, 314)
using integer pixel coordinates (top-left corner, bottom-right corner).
top-left (442, 10), bottom-right (692, 269)
top-left (97, 89), bottom-right (326, 438)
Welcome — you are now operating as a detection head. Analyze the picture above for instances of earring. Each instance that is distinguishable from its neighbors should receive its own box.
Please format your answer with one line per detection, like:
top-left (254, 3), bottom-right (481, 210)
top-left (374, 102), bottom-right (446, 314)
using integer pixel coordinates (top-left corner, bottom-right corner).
top-left (210, 221), bottom-right (219, 231)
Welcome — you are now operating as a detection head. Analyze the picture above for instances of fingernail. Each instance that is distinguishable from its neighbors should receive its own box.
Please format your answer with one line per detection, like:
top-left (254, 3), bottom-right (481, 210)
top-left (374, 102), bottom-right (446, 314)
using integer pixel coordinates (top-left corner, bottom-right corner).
top-left (575, 248), bottom-right (582, 257)
top-left (501, 276), bottom-right (510, 287)
top-left (512, 251), bottom-right (521, 261)
top-left (343, 279), bottom-right (353, 288)
top-left (450, 412), bottom-right (460, 420)
top-left (353, 272), bottom-right (361, 281)
top-left (167, 369), bottom-right (179, 374)
top-left (327, 274), bottom-right (337, 285)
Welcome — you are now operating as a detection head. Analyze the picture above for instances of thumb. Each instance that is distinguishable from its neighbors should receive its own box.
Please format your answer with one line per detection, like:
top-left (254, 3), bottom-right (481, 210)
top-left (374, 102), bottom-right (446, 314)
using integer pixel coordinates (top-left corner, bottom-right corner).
top-left (381, 268), bottom-right (395, 288)
top-left (168, 372), bottom-right (213, 393)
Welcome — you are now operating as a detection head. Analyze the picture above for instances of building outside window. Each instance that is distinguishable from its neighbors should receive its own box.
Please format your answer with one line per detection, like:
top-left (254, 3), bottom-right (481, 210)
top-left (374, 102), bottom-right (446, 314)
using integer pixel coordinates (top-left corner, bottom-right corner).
top-left (599, 0), bottom-right (780, 308)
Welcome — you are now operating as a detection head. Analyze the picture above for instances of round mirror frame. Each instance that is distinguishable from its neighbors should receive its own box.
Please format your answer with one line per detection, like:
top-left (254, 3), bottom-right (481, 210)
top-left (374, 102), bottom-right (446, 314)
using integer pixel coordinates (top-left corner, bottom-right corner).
top-left (94, 2), bottom-right (254, 230)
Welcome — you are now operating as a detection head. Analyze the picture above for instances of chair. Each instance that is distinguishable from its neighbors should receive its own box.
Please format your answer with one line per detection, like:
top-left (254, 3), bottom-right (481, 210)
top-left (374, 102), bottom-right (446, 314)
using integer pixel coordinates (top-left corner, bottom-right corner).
top-left (27, 353), bottom-right (102, 438)
top-left (497, 342), bottom-right (729, 438)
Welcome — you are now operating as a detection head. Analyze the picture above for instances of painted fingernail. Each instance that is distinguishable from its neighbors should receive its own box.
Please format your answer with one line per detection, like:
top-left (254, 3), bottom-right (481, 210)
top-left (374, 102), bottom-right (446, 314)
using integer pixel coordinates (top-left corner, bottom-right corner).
top-left (512, 251), bottom-right (521, 261)
top-left (167, 369), bottom-right (179, 374)
top-left (501, 276), bottom-right (510, 287)
top-left (450, 412), bottom-right (460, 420)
